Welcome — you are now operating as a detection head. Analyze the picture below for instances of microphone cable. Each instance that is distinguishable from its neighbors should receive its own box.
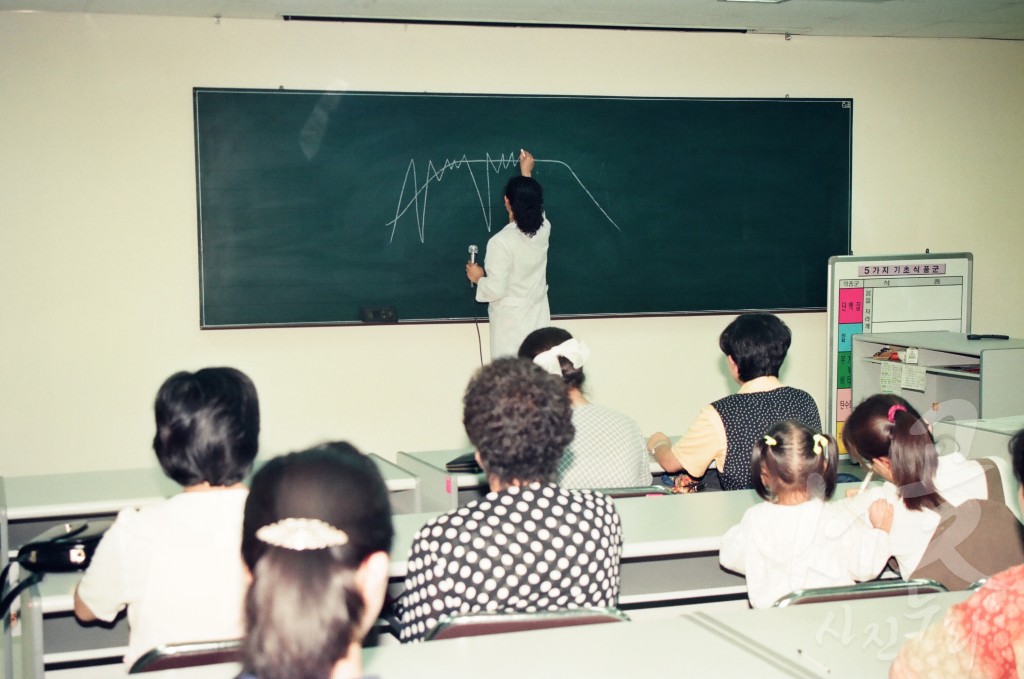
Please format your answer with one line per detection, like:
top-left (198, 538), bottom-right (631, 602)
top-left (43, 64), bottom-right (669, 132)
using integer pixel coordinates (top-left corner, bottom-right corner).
top-left (467, 244), bottom-right (485, 366)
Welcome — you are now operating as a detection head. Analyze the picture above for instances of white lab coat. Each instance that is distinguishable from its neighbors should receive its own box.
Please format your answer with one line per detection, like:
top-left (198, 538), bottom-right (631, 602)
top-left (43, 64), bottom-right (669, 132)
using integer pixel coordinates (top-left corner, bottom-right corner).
top-left (475, 218), bottom-right (551, 359)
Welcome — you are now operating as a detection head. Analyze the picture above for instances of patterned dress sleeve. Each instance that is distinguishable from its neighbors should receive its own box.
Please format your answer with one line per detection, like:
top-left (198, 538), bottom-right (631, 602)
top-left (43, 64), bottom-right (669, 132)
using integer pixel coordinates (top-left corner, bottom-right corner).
top-left (395, 518), bottom-right (449, 643)
top-left (890, 564), bottom-right (1024, 679)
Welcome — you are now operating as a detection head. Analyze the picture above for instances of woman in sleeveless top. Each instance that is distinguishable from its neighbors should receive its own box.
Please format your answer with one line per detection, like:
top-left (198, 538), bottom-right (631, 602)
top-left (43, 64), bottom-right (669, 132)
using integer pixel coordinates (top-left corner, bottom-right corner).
top-left (647, 313), bottom-right (821, 491)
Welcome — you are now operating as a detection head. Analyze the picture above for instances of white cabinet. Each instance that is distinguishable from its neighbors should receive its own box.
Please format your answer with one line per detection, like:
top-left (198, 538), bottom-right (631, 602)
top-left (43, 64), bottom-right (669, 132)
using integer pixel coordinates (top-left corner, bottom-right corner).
top-left (932, 415), bottom-right (1024, 463)
top-left (851, 331), bottom-right (1024, 422)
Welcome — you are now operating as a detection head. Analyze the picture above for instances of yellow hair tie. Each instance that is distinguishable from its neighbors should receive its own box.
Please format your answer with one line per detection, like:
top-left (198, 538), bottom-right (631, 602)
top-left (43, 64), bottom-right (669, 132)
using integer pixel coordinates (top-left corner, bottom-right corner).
top-left (812, 434), bottom-right (828, 456)
top-left (763, 435), bottom-right (777, 447)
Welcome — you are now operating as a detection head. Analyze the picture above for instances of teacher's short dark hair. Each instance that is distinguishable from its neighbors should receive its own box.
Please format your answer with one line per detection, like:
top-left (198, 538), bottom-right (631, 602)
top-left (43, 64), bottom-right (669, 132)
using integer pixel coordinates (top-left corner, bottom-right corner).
top-left (463, 357), bottom-right (574, 485)
top-left (152, 367), bottom-right (260, 487)
top-left (719, 313), bottom-right (792, 382)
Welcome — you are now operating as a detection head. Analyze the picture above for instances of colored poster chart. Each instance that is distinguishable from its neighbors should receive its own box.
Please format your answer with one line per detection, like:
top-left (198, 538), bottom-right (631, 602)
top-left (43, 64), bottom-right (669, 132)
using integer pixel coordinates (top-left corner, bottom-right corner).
top-left (826, 254), bottom-right (972, 452)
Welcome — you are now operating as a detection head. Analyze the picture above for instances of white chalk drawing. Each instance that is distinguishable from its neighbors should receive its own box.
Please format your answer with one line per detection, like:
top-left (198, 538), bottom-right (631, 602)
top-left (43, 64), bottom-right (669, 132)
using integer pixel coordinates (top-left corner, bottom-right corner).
top-left (386, 152), bottom-right (622, 243)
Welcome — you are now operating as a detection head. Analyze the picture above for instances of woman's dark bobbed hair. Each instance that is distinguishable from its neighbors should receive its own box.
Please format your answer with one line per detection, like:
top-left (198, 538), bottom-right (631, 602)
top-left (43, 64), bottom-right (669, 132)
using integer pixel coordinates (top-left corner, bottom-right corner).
top-left (152, 367), bottom-right (260, 487)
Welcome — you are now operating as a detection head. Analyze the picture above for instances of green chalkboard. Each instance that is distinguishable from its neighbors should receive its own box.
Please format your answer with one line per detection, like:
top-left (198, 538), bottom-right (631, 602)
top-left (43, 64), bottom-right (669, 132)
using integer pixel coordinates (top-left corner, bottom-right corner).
top-left (194, 89), bottom-right (851, 327)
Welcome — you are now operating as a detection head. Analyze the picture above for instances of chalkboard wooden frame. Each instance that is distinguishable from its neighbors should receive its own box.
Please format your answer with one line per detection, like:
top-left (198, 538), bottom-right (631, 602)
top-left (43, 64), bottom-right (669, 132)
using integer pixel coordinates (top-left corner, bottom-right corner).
top-left (194, 89), bottom-right (852, 328)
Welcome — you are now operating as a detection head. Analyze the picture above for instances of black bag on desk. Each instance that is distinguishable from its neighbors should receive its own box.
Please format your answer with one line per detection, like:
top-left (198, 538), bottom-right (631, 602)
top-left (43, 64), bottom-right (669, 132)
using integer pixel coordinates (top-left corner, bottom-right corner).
top-left (17, 519), bottom-right (113, 573)
top-left (1, 519), bottom-right (112, 618)
top-left (445, 452), bottom-right (483, 474)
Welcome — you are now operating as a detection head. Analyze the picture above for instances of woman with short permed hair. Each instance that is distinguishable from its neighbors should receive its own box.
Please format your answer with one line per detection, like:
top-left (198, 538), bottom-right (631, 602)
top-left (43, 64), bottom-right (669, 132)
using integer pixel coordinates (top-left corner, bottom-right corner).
top-left (395, 357), bottom-right (623, 642)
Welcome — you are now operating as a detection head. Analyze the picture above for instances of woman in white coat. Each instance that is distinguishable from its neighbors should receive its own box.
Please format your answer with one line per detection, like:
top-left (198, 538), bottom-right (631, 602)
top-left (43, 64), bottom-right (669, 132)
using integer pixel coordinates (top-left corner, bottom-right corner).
top-left (466, 149), bottom-right (550, 359)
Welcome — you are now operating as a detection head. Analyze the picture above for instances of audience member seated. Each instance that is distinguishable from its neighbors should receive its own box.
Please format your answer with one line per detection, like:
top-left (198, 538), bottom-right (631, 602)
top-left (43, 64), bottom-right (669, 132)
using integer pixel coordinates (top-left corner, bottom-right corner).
top-left (74, 367), bottom-right (259, 667)
top-left (890, 428), bottom-right (1024, 678)
top-left (842, 394), bottom-right (989, 579)
top-left (518, 327), bottom-right (650, 489)
top-left (647, 312), bottom-right (821, 490)
top-left (238, 442), bottom-right (393, 679)
top-left (720, 421), bottom-right (892, 607)
top-left (395, 358), bottom-right (623, 642)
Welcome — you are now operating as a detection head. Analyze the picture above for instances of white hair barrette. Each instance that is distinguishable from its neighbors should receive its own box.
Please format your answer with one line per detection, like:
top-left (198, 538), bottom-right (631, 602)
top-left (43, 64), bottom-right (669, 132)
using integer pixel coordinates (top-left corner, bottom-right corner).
top-left (533, 338), bottom-right (591, 376)
top-left (255, 517), bottom-right (349, 551)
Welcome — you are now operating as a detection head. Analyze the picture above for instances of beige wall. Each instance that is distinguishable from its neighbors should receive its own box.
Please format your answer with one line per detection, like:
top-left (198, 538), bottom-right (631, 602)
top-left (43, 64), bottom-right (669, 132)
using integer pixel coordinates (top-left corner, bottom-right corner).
top-left (1, 12), bottom-right (1022, 476)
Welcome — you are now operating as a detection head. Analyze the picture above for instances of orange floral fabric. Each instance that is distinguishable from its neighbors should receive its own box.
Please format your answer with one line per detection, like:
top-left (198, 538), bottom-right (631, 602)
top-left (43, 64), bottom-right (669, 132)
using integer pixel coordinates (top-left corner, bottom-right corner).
top-left (891, 563), bottom-right (1024, 679)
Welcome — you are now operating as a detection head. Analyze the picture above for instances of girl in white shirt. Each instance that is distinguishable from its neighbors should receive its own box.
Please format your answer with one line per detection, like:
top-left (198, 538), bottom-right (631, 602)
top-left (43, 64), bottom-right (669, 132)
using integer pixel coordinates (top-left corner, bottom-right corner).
top-left (720, 421), bottom-right (893, 608)
top-left (842, 394), bottom-right (988, 577)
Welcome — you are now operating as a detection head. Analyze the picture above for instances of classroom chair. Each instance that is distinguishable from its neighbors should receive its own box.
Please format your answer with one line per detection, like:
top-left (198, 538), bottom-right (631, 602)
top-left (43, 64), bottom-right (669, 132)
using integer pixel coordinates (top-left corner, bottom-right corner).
top-left (128, 638), bottom-right (242, 673)
top-left (423, 606), bottom-right (630, 641)
top-left (910, 497), bottom-right (1024, 590)
top-left (1, 476), bottom-right (12, 679)
top-left (977, 456), bottom-right (1022, 520)
top-left (904, 455), bottom-right (1024, 590)
top-left (772, 578), bottom-right (948, 607)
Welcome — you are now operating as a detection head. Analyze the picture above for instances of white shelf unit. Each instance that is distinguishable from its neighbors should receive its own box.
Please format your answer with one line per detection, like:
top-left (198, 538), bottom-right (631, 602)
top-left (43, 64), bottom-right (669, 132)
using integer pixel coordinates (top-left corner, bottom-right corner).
top-left (851, 331), bottom-right (1024, 421)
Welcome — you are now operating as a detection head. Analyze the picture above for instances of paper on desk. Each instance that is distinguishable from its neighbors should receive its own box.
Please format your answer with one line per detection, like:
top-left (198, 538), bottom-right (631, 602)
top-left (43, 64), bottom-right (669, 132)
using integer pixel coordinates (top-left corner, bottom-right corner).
top-left (880, 362), bottom-right (902, 394)
top-left (901, 365), bottom-right (927, 392)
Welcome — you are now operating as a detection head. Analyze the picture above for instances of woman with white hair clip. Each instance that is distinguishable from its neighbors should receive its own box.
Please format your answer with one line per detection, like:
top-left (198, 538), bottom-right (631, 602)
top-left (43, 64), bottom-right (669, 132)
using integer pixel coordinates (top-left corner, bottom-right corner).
top-left (239, 442), bottom-right (393, 679)
top-left (519, 327), bottom-right (650, 489)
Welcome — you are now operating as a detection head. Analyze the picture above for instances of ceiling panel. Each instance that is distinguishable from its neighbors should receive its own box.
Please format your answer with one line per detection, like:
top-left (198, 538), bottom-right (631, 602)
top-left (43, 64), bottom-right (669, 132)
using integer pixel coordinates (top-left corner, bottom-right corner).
top-left (2, 0), bottom-right (1023, 40)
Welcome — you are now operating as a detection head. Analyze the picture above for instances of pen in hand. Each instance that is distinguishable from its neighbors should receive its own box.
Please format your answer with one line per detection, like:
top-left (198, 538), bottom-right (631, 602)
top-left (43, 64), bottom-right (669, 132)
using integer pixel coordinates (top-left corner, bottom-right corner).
top-left (858, 470), bottom-right (874, 494)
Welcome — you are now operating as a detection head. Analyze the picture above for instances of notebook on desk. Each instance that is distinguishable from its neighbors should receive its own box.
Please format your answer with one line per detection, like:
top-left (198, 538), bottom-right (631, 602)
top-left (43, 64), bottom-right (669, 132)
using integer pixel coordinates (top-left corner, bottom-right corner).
top-left (445, 452), bottom-right (482, 474)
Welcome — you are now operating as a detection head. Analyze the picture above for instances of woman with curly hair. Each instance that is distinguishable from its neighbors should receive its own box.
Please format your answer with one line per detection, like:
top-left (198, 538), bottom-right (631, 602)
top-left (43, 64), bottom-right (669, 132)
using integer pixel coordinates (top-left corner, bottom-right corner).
top-left (394, 358), bottom-right (624, 642)
top-left (465, 149), bottom-right (551, 359)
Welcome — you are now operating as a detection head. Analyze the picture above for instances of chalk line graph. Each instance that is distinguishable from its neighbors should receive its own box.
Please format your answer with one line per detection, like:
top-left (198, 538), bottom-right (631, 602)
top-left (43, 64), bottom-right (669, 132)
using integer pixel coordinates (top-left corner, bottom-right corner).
top-left (386, 152), bottom-right (622, 243)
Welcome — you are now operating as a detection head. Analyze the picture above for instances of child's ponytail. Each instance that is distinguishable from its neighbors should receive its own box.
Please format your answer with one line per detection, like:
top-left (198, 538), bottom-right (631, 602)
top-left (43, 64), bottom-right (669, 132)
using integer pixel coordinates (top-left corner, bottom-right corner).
top-left (751, 422), bottom-right (838, 502)
top-left (888, 405), bottom-right (944, 511)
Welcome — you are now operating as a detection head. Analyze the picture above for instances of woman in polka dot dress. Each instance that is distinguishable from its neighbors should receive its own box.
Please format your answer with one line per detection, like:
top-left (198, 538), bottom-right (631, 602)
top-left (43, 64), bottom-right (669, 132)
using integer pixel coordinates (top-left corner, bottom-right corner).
top-left (395, 358), bottom-right (624, 642)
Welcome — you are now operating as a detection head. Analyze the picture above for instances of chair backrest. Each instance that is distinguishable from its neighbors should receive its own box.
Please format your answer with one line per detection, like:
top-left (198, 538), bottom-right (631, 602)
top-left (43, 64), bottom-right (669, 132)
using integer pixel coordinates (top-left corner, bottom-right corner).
top-left (910, 497), bottom-right (1024, 591)
top-left (424, 606), bottom-right (630, 641)
top-left (591, 486), bottom-right (671, 499)
top-left (128, 639), bottom-right (242, 673)
top-left (977, 456), bottom-right (1022, 520)
top-left (1, 476), bottom-right (8, 567)
top-left (1, 476), bottom-right (11, 679)
top-left (772, 578), bottom-right (948, 607)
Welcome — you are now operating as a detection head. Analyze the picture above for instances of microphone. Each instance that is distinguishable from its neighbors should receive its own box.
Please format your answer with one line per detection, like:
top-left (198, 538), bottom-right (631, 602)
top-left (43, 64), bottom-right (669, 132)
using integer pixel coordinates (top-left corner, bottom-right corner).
top-left (468, 244), bottom-right (478, 287)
